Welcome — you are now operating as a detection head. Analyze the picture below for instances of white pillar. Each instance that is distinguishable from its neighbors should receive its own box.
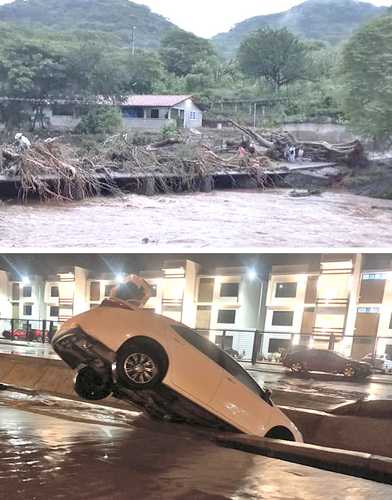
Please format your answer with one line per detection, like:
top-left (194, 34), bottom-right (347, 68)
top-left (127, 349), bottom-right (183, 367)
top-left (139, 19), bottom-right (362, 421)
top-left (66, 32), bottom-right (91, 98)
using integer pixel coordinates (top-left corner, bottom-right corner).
top-left (343, 254), bottom-right (362, 356)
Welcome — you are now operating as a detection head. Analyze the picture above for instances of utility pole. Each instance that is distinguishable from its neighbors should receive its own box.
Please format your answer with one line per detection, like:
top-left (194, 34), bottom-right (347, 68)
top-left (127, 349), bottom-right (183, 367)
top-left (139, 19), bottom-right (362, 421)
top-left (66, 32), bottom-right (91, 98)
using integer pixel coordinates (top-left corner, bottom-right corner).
top-left (130, 26), bottom-right (136, 56)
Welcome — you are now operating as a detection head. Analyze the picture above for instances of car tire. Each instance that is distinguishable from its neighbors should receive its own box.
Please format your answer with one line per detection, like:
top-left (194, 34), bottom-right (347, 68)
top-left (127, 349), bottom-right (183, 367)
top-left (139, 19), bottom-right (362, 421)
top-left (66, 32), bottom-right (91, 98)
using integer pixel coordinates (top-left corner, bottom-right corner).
top-left (74, 366), bottom-right (113, 401)
top-left (343, 365), bottom-right (357, 378)
top-left (290, 361), bottom-right (305, 374)
top-left (265, 426), bottom-right (295, 442)
top-left (2, 330), bottom-right (11, 339)
top-left (116, 340), bottom-right (168, 391)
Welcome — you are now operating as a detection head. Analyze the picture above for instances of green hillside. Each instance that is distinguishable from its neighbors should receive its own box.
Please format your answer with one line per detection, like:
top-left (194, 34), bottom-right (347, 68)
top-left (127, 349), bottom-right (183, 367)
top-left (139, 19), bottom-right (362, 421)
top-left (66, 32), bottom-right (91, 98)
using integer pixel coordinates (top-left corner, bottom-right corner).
top-left (213, 0), bottom-right (388, 58)
top-left (0, 0), bottom-right (177, 49)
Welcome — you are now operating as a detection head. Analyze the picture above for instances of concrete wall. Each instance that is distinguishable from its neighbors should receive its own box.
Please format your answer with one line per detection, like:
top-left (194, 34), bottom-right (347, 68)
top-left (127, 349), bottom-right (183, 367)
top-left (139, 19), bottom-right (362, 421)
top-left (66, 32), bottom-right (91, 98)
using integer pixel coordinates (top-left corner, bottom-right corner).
top-left (283, 123), bottom-right (356, 143)
top-left (122, 117), bottom-right (176, 131)
top-left (178, 100), bottom-right (203, 129)
top-left (283, 406), bottom-right (392, 458)
top-left (0, 354), bottom-right (75, 397)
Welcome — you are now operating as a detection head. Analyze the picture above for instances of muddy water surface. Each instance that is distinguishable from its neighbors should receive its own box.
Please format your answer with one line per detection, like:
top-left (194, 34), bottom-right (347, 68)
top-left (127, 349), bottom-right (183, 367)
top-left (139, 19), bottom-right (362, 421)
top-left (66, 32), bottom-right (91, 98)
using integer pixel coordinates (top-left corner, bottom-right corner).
top-left (1, 189), bottom-right (391, 248)
top-left (1, 393), bottom-right (391, 499)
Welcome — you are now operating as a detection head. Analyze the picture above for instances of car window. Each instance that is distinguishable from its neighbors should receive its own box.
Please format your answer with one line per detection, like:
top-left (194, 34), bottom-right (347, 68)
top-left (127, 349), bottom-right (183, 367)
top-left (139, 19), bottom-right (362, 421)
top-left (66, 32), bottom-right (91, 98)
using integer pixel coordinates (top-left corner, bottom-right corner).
top-left (171, 325), bottom-right (264, 397)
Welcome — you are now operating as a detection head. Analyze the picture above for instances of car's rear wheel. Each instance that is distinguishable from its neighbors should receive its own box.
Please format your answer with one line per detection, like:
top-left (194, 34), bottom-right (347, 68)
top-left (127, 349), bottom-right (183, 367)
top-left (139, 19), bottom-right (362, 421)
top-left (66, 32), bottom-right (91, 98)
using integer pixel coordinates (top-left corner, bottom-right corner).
top-left (74, 366), bottom-right (113, 401)
top-left (343, 365), bottom-right (357, 378)
top-left (265, 426), bottom-right (295, 442)
top-left (116, 340), bottom-right (168, 390)
top-left (291, 361), bottom-right (305, 373)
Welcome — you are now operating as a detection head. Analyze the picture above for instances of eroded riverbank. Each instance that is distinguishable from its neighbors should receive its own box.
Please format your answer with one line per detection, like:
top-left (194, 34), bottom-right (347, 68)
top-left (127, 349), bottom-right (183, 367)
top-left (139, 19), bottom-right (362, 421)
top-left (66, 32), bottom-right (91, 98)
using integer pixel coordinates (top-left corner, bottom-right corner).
top-left (1, 188), bottom-right (391, 248)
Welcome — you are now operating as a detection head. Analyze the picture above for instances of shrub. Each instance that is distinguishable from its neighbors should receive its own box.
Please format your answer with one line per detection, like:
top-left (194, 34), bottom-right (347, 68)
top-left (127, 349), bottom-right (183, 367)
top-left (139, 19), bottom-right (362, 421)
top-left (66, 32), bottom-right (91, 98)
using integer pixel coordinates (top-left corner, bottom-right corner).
top-left (76, 106), bottom-right (122, 135)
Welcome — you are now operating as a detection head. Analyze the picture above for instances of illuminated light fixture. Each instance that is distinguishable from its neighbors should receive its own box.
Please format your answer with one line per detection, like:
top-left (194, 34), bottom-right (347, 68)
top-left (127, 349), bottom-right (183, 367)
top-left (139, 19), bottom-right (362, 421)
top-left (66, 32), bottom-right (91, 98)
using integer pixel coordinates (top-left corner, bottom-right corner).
top-left (247, 269), bottom-right (257, 281)
top-left (22, 276), bottom-right (30, 285)
top-left (115, 274), bottom-right (125, 284)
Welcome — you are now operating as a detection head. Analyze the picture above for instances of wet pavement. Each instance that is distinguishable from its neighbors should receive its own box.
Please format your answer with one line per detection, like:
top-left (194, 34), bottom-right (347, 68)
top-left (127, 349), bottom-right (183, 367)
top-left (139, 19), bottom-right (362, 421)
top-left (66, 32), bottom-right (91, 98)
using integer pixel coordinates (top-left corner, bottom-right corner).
top-left (0, 341), bottom-right (58, 360)
top-left (1, 391), bottom-right (392, 499)
top-left (249, 370), bottom-right (392, 412)
top-left (2, 340), bottom-right (392, 413)
top-left (1, 188), bottom-right (392, 248)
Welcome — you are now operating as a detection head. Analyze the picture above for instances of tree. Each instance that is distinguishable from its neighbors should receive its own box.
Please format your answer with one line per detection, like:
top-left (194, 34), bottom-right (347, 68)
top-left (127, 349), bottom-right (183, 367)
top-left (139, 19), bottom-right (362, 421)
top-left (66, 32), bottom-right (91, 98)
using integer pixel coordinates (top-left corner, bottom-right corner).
top-left (0, 37), bottom-right (68, 128)
top-left (340, 14), bottom-right (392, 144)
top-left (64, 41), bottom-right (127, 98)
top-left (76, 106), bottom-right (122, 134)
top-left (238, 27), bottom-right (310, 91)
top-left (124, 51), bottom-right (165, 94)
top-left (160, 28), bottom-right (216, 76)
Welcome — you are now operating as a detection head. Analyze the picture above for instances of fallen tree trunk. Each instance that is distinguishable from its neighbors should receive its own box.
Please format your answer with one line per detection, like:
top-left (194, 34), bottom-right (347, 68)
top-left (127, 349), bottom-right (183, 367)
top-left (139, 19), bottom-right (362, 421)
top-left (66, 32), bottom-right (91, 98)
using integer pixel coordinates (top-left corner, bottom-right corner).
top-left (147, 137), bottom-right (183, 150)
top-left (229, 120), bottom-right (367, 166)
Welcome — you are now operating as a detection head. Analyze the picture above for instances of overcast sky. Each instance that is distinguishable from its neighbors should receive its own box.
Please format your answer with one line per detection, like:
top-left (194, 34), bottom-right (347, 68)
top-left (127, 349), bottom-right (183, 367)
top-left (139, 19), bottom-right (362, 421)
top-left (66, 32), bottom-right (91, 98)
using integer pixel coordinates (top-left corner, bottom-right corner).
top-left (0, 0), bottom-right (390, 37)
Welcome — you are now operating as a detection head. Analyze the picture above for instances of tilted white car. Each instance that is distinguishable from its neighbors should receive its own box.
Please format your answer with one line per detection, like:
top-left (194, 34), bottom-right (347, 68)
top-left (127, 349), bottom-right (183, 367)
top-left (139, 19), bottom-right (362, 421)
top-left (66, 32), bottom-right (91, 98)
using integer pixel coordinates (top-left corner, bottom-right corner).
top-left (52, 302), bottom-right (303, 442)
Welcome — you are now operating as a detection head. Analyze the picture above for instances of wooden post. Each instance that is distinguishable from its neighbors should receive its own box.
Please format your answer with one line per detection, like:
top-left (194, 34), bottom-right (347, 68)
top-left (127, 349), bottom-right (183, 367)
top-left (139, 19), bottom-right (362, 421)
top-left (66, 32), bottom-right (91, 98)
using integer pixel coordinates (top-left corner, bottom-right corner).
top-left (253, 103), bottom-right (257, 128)
top-left (200, 175), bottom-right (213, 193)
top-left (42, 319), bottom-right (46, 344)
top-left (143, 177), bottom-right (155, 196)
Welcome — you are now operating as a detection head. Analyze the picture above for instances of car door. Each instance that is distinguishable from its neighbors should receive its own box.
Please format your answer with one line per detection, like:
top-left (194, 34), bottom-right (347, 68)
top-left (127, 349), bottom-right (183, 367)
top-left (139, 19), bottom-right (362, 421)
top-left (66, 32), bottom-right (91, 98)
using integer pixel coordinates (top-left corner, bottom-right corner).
top-left (169, 325), bottom-right (224, 406)
top-left (210, 353), bottom-right (272, 435)
top-left (321, 351), bottom-right (341, 373)
top-left (305, 350), bottom-right (321, 371)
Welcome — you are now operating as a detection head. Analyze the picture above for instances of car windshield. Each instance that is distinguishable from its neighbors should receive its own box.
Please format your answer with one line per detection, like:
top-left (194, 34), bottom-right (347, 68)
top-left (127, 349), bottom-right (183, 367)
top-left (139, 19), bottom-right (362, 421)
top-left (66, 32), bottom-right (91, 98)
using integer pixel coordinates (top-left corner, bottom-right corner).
top-left (171, 325), bottom-right (268, 400)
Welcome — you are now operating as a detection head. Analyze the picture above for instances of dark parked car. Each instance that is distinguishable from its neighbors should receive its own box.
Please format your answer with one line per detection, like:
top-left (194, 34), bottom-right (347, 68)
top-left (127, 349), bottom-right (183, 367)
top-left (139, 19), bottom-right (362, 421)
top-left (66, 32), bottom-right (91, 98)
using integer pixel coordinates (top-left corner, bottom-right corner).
top-left (282, 348), bottom-right (371, 379)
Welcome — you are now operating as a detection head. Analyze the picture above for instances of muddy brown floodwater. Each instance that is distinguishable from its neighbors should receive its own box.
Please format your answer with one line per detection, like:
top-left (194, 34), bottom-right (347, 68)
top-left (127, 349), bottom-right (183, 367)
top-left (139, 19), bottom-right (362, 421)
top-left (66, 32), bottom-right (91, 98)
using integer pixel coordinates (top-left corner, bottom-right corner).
top-left (0, 188), bottom-right (391, 248)
top-left (1, 394), bottom-right (392, 500)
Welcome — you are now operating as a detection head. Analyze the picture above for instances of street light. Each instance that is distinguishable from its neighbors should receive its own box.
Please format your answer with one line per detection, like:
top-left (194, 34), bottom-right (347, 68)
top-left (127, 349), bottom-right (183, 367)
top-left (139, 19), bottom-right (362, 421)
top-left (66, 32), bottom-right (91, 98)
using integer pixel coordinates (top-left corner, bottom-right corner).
top-left (115, 273), bottom-right (125, 284)
top-left (247, 269), bottom-right (257, 282)
top-left (22, 276), bottom-right (30, 285)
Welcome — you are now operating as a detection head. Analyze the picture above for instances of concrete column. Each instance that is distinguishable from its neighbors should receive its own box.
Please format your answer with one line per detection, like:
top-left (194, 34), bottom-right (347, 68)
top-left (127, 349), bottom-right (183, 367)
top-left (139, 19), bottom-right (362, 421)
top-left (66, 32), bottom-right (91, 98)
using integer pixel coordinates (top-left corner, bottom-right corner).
top-left (182, 260), bottom-right (200, 328)
top-left (73, 267), bottom-right (89, 316)
top-left (342, 254), bottom-right (363, 356)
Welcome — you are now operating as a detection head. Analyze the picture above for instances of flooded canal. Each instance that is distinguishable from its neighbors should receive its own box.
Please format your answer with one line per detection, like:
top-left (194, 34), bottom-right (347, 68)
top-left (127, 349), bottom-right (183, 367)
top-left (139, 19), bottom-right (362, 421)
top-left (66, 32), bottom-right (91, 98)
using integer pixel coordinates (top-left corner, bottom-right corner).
top-left (1, 188), bottom-right (391, 248)
top-left (1, 391), bottom-right (391, 499)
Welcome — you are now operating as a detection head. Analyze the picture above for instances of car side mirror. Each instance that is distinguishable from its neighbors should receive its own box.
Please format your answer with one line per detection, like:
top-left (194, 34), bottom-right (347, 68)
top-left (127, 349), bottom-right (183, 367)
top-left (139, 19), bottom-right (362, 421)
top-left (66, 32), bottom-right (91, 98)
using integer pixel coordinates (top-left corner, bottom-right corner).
top-left (264, 388), bottom-right (273, 402)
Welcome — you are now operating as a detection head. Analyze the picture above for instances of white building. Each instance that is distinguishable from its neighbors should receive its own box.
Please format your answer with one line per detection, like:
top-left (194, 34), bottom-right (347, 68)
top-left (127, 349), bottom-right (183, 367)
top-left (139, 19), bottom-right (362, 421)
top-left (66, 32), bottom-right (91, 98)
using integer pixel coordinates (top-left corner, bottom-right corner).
top-left (119, 95), bottom-right (203, 130)
top-left (1, 254), bottom-right (392, 361)
top-left (0, 95), bottom-right (204, 132)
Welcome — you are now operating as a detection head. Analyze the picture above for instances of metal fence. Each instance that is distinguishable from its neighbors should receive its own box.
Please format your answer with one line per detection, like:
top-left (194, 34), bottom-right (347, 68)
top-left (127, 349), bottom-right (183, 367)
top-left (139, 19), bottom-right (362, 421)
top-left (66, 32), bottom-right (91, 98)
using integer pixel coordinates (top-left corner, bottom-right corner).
top-left (1, 318), bottom-right (391, 365)
top-left (0, 318), bottom-right (61, 344)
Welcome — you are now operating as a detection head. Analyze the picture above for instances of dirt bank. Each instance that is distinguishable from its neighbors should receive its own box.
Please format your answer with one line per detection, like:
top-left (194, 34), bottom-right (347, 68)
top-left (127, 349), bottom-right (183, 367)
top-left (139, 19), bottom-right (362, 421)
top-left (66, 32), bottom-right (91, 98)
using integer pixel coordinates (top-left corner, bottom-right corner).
top-left (0, 188), bottom-right (391, 248)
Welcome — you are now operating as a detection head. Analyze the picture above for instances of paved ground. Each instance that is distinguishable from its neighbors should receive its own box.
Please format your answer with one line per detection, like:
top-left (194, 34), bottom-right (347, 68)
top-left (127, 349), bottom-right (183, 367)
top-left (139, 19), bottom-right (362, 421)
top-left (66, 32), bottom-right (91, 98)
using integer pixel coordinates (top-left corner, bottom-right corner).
top-left (1, 188), bottom-right (392, 248)
top-left (0, 340), bottom-right (58, 359)
top-left (1, 340), bottom-right (392, 413)
top-left (1, 391), bottom-right (391, 500)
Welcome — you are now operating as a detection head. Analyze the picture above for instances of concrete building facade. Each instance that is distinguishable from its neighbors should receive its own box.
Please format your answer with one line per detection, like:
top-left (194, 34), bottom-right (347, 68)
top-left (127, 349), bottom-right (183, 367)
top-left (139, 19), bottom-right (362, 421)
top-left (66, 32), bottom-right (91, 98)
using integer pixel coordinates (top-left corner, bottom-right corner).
top-left (1, 254), bottom-right (392, 361)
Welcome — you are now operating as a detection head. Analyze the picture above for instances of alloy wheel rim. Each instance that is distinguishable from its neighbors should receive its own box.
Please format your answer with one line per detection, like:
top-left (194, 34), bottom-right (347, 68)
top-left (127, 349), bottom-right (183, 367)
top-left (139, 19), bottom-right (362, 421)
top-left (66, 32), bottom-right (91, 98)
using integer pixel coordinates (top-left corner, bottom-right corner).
top-left (344, 366), bottom-right (355, 377)
top-left (124, 352), bottom-right (158, 384)
top-left (292, 362), bottom-right (303, 372)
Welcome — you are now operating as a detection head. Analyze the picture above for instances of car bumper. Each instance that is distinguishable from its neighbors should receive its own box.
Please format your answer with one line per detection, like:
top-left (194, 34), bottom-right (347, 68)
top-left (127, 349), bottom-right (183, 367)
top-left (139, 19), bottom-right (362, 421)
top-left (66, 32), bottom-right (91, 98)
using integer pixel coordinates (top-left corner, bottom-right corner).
top-left (52, 327), bottom-right (116, 370)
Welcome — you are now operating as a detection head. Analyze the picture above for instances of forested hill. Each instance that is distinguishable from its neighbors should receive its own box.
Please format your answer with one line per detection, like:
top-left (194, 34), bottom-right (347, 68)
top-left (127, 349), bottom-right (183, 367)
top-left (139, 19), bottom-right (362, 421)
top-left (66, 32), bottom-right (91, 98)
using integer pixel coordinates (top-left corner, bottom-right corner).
top-left (0, 0), bottom-right (178, 49)
top-left (213, 0), bottom-right (388, 58)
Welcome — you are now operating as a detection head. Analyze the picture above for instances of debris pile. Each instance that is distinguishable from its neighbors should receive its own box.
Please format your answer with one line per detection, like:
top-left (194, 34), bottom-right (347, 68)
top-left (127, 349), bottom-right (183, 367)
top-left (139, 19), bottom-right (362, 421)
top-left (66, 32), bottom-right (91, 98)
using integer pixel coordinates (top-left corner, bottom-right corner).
top-left (1, 141), bottom-right (116, 201)
top-left (0, 124), bottom-right (367, 201)
top-left (229, 120), bottom-right (368, 166)
top-left (1, 132), bottom-right (275, 201)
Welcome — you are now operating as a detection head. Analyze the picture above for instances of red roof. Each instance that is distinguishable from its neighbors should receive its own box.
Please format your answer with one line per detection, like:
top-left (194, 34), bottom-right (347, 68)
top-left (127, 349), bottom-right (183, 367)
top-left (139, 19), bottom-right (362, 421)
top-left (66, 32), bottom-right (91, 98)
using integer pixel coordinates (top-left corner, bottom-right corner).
top-left (120, 95), bottom-right (193, 107)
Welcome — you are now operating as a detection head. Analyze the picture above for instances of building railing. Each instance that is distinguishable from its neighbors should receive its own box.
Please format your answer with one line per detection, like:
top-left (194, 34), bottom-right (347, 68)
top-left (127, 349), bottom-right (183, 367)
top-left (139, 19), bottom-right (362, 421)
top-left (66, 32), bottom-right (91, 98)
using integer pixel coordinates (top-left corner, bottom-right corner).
top-left (0, 318), bottom-right (61, 344)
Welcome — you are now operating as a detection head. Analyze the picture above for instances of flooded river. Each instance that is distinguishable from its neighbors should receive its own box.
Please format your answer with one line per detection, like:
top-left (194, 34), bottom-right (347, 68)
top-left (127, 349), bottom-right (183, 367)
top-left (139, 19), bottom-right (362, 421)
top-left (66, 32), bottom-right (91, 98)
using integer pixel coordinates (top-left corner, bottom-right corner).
top-left (0, 188), bottom-right (391, 248)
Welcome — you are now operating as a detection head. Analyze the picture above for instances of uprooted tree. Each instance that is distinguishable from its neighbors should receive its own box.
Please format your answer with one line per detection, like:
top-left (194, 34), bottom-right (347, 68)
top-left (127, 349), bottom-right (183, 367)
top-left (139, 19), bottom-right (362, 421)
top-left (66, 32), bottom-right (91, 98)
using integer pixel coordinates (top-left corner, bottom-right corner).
top-left (229, 120), bottom-right (367, 166)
